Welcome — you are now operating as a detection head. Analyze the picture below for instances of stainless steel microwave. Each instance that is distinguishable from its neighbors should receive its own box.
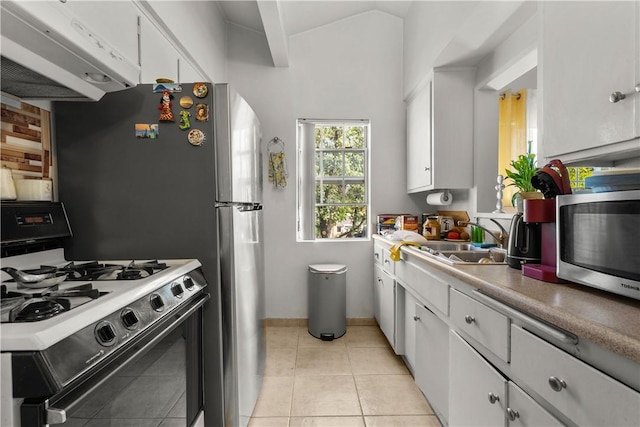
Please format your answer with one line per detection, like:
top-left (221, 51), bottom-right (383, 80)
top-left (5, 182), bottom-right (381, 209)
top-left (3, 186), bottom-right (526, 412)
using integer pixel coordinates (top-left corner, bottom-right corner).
top-left (557, 190), bottom-right (640, 300)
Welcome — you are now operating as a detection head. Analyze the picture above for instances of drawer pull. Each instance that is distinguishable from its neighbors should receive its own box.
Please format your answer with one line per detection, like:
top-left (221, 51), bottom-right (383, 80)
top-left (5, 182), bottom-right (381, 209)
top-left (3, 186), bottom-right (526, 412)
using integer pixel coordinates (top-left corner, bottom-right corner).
top-left (488, 392), bottom-right (500, 404)
top-left (464, 315), bottom-right (475, 324)
top-left (384, 259), bottom-right (390, 264)
top-left (374, 253), bottom-right (379, 259)
top-left (548, 376), bottom-right (567, 392)
top-left (413, 315), bottom-right (421, 321)
top-left (507, 408), bottom-right (520, 421)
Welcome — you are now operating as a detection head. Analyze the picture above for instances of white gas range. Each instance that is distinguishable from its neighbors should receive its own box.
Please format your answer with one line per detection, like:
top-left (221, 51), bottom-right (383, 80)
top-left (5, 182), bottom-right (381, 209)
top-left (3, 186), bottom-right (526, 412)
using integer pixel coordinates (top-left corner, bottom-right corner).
top-left (1, 202), bottom-right (210, 426)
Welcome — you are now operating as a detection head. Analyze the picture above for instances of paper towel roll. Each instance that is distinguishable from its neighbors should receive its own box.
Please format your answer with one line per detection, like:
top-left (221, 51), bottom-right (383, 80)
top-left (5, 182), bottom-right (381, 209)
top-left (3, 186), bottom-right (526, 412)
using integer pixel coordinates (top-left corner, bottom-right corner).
top-left (426, 191), bottom-right (452, 206)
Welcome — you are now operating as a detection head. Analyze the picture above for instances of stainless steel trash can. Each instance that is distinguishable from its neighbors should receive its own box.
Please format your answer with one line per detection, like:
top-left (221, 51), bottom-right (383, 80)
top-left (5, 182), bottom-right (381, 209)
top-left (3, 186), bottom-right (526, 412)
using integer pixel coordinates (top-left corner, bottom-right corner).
top-left (308, 264), bottom-right (347, 340)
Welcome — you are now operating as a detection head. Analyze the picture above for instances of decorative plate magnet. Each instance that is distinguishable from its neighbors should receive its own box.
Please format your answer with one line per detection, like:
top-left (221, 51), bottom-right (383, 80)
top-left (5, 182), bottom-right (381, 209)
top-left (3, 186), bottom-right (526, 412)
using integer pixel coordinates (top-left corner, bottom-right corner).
top-left (187, 129), bottom-right (205, 146)
top-left (192, 83), bottom-right (208, 98)
top-left (180, 96), bottom-right (193, 109)
top-left (195, 103), bottom-right (209, 122)
top-left (158, 90), bottom-right (174, 122)
top-left (179, 110), bottom-right (191, 130)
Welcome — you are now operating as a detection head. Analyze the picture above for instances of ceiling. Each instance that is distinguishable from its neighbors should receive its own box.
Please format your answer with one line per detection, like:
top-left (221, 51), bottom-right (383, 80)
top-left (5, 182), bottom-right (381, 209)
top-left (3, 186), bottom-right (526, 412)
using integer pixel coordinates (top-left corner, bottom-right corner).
top-left (216, 1), bottom-right (412, 36)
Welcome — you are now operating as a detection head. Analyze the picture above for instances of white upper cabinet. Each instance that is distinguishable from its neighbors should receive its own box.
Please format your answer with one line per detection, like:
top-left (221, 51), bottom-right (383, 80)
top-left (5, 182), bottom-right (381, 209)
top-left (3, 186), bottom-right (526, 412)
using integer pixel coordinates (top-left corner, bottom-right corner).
top-left (541, 1), bottom-right (640, 161)
top-left (407, 81), bottom-right (432, 192)
top-left (406, 68), bottom-right (475, 193)
top-left (139, 15), bottom-right (204, 84)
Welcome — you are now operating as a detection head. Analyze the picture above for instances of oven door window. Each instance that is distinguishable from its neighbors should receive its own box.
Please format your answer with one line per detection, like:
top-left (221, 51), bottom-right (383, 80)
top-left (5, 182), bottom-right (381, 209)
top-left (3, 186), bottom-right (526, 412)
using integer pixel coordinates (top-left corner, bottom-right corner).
top-left (49, 307), bottom-right (204, 426)
top-left (560, 200), bottom-right (640, 282)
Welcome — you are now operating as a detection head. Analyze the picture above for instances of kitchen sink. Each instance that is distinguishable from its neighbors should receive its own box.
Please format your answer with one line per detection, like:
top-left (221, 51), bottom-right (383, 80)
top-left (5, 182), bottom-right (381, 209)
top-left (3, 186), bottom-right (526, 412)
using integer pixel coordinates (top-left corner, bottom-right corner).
top-left (419, 246), bottom-right (507, 265)
top-left (420, 241), bottom-right (485, 251)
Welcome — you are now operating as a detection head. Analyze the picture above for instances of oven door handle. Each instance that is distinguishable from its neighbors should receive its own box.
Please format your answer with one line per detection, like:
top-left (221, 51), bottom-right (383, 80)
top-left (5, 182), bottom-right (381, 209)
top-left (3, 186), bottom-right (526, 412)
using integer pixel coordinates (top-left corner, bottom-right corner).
top-left (43, 292), bottom-right (210, 425)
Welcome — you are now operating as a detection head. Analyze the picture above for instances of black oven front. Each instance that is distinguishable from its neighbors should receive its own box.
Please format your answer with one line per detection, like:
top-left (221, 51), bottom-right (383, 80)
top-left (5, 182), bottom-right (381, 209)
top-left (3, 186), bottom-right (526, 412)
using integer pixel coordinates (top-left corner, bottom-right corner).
top-left (18, 291), bottom-right (209, 427)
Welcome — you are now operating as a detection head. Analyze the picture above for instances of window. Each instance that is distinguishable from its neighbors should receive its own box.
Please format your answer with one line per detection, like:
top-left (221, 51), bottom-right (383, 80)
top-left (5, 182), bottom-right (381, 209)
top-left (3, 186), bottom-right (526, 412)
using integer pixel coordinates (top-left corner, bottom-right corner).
top-left (297, 119), bottom-right (370, 241)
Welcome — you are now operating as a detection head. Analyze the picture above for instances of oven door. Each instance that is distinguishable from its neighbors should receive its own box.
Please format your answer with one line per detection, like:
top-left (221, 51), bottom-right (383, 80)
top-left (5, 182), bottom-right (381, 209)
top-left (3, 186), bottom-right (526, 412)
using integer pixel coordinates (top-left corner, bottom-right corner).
top-left (20, 292), bottom-right (209, 427)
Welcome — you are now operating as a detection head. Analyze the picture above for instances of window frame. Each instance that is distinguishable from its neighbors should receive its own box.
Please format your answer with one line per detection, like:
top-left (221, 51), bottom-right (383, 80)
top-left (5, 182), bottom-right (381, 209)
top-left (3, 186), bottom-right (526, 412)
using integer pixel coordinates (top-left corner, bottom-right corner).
top-left (296, 119), bottom-right (371, 242)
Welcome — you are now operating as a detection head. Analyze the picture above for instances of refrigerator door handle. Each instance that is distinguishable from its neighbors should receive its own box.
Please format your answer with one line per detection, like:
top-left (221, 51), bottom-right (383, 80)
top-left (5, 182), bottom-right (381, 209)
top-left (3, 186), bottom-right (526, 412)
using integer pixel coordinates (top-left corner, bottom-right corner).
top-left (215, 202), bottom-right (263, 212)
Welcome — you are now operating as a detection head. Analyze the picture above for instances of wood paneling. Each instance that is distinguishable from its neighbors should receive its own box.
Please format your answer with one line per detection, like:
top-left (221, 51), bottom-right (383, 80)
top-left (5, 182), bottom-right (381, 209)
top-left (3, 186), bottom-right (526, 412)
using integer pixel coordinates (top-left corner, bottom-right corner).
top-left (1, 101), bottom-right (51, 179)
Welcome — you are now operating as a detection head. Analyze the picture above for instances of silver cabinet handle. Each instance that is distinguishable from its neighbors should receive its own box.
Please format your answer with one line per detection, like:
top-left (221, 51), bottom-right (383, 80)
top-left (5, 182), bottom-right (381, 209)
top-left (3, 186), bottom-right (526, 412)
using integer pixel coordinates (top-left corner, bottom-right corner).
top-left (374, 253), bottom-right (379, 259)
top-left (636, 84), bottom-right (640, 93)
top-left (377, 277), bottom-right (383, 283)
top-left (548, 376), bottom-right (567, 392)
top-left (610, 91), bottom-right (626, 103)
top-left (413, 315), bottom-right (420, 321)
top-left (507, 408), bottom-right (520, 421)
top-left (488, 392), bottom-right (500, 404)
top-left (384, 259), bottom-right (390, 264)
top-left (464, 314), bottom-right (475, 324)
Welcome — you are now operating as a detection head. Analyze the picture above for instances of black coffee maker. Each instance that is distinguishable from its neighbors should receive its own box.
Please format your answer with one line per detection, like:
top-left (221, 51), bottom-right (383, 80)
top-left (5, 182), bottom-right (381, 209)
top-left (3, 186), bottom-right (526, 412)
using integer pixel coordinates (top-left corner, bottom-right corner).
top-left (506, 212), bottom-right (542, 269)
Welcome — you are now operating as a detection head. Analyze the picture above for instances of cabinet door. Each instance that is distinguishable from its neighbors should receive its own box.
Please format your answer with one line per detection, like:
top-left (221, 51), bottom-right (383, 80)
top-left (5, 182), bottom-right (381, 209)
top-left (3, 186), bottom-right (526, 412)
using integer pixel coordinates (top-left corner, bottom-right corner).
top-left (375, 265), bottom-right (395, 348)
top-left (542, 1), bottom-right (639, 158)
top-left (401, 289), bottom-right (419, 369)
top-left (507, 382), bottom-right (563, 427)
top-left (406, 81), bottom-right (432, 192)
top-left (139, 15), bottom-right (179, 83)
top-left (373, 264), bottom-right (382, 326)
top-left (415, 303), bottom-right (449, 423)
top-left (449, 331), bottom-right (507, 427)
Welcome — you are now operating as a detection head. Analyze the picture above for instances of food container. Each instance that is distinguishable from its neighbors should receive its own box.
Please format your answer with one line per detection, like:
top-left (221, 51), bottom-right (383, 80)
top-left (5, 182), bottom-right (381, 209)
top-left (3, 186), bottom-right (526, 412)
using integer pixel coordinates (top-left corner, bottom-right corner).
top-left (15, 179), bottom-right (53, 201)
top-left (395, 215), bottom-right (419, 232)
top-left (423, 216), bottom-right (441, 240)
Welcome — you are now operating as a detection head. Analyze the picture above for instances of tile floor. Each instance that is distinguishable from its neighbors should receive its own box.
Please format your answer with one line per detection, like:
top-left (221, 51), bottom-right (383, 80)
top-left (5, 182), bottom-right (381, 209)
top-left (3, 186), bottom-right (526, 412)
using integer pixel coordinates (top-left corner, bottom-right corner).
top-left (249, 324), bottom-right (442, 427)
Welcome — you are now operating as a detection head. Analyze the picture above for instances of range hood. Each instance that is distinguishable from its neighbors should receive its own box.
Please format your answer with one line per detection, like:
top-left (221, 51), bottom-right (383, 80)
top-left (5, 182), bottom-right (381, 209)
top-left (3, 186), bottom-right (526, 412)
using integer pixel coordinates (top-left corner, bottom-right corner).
top-left (1, 0), bottom-right (140, 101)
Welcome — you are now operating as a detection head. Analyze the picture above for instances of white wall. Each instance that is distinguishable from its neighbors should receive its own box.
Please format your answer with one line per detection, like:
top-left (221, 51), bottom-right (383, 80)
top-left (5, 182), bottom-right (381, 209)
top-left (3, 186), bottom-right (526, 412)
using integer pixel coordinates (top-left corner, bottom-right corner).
top-left (226, 11), bottom-right (423, 319)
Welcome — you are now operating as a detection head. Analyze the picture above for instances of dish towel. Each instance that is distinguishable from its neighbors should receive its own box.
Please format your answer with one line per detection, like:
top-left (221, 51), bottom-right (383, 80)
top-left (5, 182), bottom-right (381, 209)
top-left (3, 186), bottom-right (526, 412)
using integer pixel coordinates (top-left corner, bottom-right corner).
top-left (268, 151), bottom-right (288, 188)
top-left (389, 241), bottom-right (422, 261)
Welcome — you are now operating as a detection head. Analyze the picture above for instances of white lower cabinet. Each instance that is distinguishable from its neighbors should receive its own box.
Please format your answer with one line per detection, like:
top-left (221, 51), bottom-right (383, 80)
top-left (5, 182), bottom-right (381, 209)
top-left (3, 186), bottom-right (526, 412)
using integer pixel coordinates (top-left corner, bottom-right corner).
top-left (415, 303), bottom-right (449, 422)
top-left (449, 330), bottom-right (507, 426)
top-left (373, 263), bottom-right (395, 348)
top-left (396, 286), bottom-right (418, 369)
top-left (511, 325), bottom-right (640, 426)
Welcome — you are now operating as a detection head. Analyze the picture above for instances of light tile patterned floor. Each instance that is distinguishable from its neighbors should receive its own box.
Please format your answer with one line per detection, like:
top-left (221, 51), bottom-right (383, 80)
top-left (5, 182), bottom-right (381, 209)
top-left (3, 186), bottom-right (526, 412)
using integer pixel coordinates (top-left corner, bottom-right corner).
top-left (249, 325), bottom-right (442, 427)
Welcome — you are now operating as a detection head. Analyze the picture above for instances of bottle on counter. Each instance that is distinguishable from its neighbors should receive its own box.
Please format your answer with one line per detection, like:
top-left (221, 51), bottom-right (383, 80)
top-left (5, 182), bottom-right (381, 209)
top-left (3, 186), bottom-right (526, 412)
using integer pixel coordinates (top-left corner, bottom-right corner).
top-left (423, 216), bottom-right (441, 240)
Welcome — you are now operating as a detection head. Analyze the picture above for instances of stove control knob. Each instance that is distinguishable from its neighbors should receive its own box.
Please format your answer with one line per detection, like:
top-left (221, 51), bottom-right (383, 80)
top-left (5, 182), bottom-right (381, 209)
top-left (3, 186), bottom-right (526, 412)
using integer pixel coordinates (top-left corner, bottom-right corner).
top-left (95, 321), bottom-right (117, 346)
top-left (121, 308), bottom-right (140, 330)
top-left (183, 276), bottom-right (195, 290)
top-left (150, 293), bottom-right (165, 312)
top-left (171, 283), bottom-right (184, 298)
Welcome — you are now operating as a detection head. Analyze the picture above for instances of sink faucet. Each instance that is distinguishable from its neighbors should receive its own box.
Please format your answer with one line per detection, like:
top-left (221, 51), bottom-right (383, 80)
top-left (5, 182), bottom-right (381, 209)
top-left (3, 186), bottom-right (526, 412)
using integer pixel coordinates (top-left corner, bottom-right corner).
top-left (460, 219), bottom-right (509, 249)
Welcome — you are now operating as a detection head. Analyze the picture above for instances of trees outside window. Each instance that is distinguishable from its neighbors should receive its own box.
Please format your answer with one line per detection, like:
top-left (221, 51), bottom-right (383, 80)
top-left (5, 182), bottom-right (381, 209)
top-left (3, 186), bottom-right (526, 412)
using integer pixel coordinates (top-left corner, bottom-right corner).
top-left (297, 119), bottom-right (370, 241)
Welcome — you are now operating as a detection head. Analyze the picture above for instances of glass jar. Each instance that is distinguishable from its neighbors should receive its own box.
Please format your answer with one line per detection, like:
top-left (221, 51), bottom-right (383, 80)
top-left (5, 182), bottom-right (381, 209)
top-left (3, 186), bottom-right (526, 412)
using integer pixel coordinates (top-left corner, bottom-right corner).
top-left (423, 216), bottom-right (441, 240)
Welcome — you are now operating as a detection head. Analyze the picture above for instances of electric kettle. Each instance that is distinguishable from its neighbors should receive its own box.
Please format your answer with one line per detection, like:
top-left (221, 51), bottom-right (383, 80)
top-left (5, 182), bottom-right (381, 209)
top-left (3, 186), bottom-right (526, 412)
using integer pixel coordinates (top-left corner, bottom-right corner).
top-left (506, 212), bottom-right (542, 269)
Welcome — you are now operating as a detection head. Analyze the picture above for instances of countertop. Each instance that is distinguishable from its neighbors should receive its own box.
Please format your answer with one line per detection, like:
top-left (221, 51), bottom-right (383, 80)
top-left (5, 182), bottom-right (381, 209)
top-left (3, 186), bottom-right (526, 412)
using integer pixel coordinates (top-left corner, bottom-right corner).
top-left (373, 235), bottom-right (640, 364)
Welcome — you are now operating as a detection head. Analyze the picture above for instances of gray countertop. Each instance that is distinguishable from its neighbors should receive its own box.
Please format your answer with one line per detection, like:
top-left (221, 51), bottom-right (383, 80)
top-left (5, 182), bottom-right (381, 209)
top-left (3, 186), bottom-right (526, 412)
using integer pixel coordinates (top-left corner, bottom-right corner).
top-left (374, 235), bottom-right (640, 364)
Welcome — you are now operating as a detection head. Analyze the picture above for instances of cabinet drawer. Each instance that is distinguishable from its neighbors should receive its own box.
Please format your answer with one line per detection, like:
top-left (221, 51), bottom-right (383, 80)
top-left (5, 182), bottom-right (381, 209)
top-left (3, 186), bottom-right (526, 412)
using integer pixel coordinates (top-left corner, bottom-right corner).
top-left (450, 289), bottom-right (509, 362)
top-left (381, 248), bottom-right (395, 275)
top-left (373, 244), bottom-right (384, 266)
top-left (403, 262), bottom-right (449, 315)
top-left (511, 325), bottom-right (640, 426)
top-left (507, 382), bottom-right (563, 427)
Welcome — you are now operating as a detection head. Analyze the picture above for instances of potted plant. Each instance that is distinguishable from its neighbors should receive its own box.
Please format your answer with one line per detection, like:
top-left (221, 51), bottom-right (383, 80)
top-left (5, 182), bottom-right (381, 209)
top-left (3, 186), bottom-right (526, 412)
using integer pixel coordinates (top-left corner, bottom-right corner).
top-left (504, 142), bottom-right (542, 210)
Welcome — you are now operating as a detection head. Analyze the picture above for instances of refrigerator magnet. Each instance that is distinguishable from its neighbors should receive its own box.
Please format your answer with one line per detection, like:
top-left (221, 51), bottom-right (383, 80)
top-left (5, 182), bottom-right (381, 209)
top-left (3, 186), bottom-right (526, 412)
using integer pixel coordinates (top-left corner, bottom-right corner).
top-left (192, 83), bottom-right (208, 98)
top-left (135, 124), bottom-right (159, 139)
top-left (180, 96), bottom-right (193, 108)
top-left (187, 129), bottom-right (205, 146)
top-left (195, 103), bottom-right (209, 122)
top-left (158, 90), bottom-right (175, 121)
top-left (179, 110), bottom-right (191, 130)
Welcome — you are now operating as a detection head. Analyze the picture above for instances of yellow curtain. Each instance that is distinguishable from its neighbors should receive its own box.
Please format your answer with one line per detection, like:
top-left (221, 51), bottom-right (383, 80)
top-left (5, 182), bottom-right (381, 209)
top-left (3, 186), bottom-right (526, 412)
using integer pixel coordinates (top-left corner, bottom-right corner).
top-left (498, 89), bottom-right (527, 207)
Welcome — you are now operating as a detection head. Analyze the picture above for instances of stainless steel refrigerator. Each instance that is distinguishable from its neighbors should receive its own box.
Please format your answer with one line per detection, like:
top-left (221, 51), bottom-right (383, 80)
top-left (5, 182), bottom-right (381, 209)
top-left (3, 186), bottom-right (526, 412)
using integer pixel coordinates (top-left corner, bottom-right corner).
top-left (54, 83), bottom-right (265, 427)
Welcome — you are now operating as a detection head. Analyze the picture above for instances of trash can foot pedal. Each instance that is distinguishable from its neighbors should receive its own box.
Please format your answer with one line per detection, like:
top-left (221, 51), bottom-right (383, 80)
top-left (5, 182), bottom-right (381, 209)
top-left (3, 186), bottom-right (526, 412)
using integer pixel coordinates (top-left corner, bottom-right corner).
top-left (320, 333), bottom-right (335, 341)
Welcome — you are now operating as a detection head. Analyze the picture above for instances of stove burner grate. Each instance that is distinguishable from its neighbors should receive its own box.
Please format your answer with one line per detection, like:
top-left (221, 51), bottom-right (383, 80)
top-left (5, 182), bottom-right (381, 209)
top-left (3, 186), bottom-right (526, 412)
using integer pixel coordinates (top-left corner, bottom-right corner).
top-left (59, 260), bottom-right (169, 281)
